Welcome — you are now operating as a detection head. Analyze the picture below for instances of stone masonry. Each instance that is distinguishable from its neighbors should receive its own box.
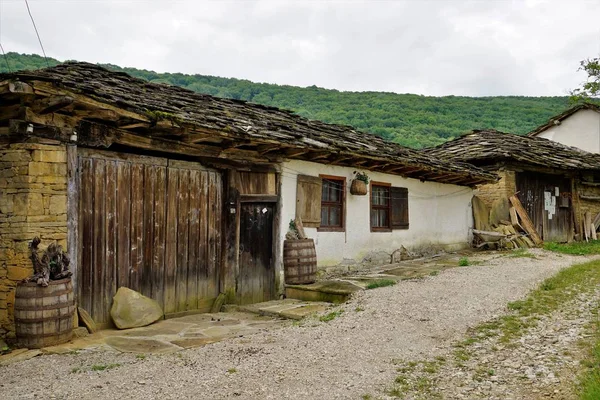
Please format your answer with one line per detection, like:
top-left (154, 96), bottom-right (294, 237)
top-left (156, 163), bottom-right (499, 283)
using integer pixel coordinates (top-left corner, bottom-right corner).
top-left (474, 169), bottom-right (516, 208)
top-left (0, 142), bottom-right (68, 340)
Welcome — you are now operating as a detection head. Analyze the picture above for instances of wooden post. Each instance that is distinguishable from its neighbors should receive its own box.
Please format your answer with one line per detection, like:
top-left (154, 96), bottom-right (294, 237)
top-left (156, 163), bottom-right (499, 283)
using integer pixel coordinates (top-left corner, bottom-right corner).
top-left (66, 144), bottom-right (79, 298)
top-left (222, 170), bottom-right (240, 303)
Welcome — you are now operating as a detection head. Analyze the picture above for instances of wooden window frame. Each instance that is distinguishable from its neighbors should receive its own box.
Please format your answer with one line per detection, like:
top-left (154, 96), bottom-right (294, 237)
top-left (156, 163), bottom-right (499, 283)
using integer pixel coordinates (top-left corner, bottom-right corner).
top-left (370, 181), bottom-right (392, 232)
top-left (318, 174), bottom-right (346, 232)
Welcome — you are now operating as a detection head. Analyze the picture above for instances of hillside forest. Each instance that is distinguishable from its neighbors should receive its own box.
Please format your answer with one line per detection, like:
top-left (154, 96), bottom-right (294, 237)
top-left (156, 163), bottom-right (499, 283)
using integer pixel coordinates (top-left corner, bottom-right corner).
top-left (0, 52), bottom-right (585, 149)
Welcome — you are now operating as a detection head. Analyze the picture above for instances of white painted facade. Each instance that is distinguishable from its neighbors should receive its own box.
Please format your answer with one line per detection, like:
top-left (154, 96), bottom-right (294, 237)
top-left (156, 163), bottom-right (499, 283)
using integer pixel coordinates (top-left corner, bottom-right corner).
top-left (279, 159), bottom-right (474, 269)
top-left (536, 109), bottom-right (600, 153)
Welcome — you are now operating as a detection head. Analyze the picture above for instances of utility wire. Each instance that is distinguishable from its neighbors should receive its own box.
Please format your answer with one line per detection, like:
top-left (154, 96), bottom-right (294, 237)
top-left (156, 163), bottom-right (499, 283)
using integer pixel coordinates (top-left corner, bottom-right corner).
top-left (24, 0), bottom-right (49, 68)
top-left (0, 42), bottom-right (11, 72)
top-left (0, 0), bottom-right (11, 72)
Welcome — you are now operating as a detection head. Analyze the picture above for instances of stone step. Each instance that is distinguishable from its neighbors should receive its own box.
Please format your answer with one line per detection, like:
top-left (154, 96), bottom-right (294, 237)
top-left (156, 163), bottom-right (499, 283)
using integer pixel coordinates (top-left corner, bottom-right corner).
top-left (285, 280), bottom-right (363, 303)
top-left (236, 299), bottom-right (330, 320)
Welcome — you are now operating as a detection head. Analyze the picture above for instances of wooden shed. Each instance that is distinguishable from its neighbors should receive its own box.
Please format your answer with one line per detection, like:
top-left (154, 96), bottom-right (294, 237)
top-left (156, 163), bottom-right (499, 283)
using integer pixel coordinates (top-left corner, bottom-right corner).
top-left (0, 63), bottom-right (495, 332)
top-left (424, 130), bottom-right (600, 242)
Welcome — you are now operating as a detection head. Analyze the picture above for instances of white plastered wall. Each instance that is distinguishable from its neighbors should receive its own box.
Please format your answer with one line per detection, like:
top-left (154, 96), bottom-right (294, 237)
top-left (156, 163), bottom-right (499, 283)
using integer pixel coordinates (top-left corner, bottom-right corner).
top-left (537, 109), bottom-right (600, 153)
top-left (280, 159), bottom-right (474, 268)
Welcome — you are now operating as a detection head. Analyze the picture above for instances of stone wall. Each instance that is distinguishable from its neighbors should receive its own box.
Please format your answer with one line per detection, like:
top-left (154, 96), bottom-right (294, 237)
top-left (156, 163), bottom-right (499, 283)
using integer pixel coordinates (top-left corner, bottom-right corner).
top-left (0, 142), bottom-right (68, 340)
top-left (474, 169), bottom-right (516, 208)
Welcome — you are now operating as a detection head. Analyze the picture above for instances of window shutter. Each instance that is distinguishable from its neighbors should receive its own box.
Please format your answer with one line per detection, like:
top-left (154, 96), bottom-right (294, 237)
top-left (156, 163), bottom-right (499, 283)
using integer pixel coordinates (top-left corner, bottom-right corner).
top-left (391, 187), bottom-right (409, 229)
top-left (296, 175), bottom-right (322, 228)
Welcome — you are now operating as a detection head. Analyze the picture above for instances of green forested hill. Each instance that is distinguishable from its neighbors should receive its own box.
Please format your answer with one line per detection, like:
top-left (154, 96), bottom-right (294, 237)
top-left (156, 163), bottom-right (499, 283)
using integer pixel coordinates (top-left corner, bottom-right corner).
top-left (0, 52), bottom-right (579, 148)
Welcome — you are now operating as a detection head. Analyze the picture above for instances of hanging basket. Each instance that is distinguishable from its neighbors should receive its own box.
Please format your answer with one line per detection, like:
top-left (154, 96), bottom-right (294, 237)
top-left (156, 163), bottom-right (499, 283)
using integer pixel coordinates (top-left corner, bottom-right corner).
top-left (350, 179), bottom-right (367, 195)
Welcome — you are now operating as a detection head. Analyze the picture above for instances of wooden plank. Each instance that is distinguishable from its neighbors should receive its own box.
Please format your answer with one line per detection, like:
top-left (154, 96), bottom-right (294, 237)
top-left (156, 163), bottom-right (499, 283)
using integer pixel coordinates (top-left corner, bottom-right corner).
top-left (67, 146), bottom-right (78, 298)
top-left (152, 166), bottom-right (167, 309)
top-left (116, 162), bottom-right (131, 291)
top-left (77, 147), bottom-right (168, 166)
top-left (176, 169), bottom-right (190, 313)
top-left (187, 170), bottom-right (200, 311)
top-left (197, 171), bottom-right (209, 306)
top-left (207, 172), bottom-right (218, 298)
top-left (142, 165), bottom-right (155, 299)
top-left (509, 195), bottom-right (543, 246)
top-left (164, 167), bottom-right (178, 314)
top-left (104, 160), bottom-right (118, 319)
top-left (592, 212), bottom-right (600, 231)
top-left (593, 223), bottom-right (598, 241)
top-left (129, 163), bottom-right (145, 292)
top-left (79, 157), bottom-right (94, 315)
top-left (296, 175), bottom-right (322, 228)
top-left (584, 211), bottom-right (591, 242)
top-left (214, 172), bottom-right (223, 300)
top-left (92, 158), bottom-right (106, 323)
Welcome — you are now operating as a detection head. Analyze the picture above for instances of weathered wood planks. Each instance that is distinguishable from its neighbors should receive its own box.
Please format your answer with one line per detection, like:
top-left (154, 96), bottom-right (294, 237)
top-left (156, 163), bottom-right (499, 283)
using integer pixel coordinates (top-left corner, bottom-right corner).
top-left (78, 150), bottom-right (223, 325)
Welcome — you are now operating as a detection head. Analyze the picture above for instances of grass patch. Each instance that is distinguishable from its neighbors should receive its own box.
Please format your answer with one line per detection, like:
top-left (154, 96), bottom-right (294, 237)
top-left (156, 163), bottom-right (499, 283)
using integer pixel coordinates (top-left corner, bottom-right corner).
top-left (319, 309), bottom-right (344, 322)
top-left (365, 279), bottom-right (397, 290)
top-left (458, 257), bottom-right (470, 266)
top-left (508, 248), bottom-right (536, 258)
top-left (429, 270), bottom-right (440, 277)
top-left (227, 368), bottom-right (237, 374)
top-left (578, 313), bottom-right (600, 400)
top-left (136, 354), bottom-right (146, 360)
top-left (354, 306), bottom-right (365, 312)
top-left (544, 240), bottom-right (600, 255)
top-left (91, 363), bottom-right (121, 372)
top-left (450, 260), bottom-right (600, 363)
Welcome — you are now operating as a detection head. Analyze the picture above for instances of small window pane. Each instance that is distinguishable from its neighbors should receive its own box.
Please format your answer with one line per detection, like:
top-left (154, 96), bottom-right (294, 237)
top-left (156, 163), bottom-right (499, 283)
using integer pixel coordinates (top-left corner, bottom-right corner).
top-left (329, 182), bottom-right (340, 202)
top-left (322, 182), bottom-right (329, 202)
top-left (321, 207), bottom-right (328, 226)
top-left (329, 206), bottom-right (341, 226)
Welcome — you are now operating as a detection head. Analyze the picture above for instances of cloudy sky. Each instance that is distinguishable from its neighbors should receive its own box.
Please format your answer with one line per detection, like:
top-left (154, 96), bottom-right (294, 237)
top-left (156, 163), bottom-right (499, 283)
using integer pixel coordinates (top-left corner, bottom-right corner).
top-left (1, 0), bottom-right (599, 96)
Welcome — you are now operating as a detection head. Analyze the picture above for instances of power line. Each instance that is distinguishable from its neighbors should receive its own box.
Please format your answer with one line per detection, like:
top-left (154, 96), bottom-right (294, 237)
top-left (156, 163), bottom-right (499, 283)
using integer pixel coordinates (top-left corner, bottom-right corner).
top-left (24, 0), bottom-right (49, 68)
top-left (0, 42), bottom-right (11, 72)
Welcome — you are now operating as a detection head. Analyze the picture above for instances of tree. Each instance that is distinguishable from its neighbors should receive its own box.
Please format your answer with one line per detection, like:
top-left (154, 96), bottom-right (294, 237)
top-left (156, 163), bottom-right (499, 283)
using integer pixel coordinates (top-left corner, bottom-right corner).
top-left (571, 57), bottom-right (600, 101)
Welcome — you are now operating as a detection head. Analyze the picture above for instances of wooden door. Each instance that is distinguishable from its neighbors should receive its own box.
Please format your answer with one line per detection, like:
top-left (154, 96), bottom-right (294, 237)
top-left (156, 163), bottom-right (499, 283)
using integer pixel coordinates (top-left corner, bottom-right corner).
top-left (78, 150), bottom-right (222, 325)
top-left (516, 172), bottom-right (572, 243)
top-left (238, 202), bottom-right (275, 304)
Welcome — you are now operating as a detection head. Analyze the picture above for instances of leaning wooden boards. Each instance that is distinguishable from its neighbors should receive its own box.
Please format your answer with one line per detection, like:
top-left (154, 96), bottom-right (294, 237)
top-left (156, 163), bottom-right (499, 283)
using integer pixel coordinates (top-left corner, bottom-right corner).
top-left (509, 195), bottom-right (543, 246)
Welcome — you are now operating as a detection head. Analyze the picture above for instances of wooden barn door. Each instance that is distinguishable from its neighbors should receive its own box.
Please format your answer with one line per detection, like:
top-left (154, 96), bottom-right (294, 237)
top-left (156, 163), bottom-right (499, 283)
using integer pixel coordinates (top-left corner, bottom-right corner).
top-left (516, 172), bottom-right (572, 243)
top-left (238, 202), bottom-right (275, 304)
top-left (77, 150), bottom-right (222, 325)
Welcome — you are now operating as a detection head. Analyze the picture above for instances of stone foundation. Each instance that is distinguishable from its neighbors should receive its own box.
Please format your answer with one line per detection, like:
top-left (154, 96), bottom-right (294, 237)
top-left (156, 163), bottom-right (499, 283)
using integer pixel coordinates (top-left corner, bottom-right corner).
top-left (0, 142), bottom-right (68, 340)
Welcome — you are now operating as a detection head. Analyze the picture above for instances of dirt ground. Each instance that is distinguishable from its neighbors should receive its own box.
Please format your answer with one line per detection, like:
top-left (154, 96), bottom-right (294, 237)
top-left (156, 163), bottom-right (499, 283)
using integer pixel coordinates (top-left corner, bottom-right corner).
top-left (1, 249), bottom-right (597, 400)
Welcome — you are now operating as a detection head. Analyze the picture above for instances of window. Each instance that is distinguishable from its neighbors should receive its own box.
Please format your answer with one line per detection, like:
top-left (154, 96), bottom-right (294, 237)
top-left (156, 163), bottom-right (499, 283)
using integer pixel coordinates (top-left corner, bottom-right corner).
top-left (370, 182), bottom-right (409, 231)
top-left (319, 175), bottom-right (345, 231)
top-left (370, 183), bottom-right (391, 231)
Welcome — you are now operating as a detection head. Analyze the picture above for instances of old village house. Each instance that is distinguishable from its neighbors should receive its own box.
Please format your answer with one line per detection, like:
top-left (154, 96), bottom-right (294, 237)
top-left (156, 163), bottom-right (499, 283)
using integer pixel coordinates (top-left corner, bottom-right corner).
top-left (424, 129), bottom-right (600, 243)
top-left (0, 63), bottom-right (495, 338)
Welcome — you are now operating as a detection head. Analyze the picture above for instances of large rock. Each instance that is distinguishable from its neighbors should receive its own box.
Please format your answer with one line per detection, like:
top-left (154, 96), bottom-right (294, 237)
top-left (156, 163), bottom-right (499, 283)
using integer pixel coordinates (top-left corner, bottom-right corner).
top-left (110, 287), bottom-right (163, 330)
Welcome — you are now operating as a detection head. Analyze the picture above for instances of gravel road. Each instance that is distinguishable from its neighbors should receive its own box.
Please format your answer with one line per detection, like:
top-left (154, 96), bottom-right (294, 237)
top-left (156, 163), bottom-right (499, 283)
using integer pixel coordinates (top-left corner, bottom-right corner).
top-left (2, 249), bottom-right (597, 400)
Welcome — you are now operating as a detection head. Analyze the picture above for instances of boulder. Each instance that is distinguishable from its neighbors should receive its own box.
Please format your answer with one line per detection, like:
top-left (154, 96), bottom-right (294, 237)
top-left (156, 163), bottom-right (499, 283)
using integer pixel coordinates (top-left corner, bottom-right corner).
top-left (110, 287), bottom-right (163, 329)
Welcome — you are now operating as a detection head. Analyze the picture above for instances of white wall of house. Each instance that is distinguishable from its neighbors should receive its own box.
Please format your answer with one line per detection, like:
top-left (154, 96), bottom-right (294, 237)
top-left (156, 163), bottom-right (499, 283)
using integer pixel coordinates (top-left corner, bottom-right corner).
top-left (536, 109), bottom-right (600, 153)
top-left (280, 159), bottom-right (474, 269)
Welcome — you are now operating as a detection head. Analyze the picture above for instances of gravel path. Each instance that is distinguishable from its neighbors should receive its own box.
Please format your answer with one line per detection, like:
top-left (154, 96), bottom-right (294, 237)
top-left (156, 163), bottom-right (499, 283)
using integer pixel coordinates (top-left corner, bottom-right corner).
top-left (2, 250), bottom-right (597, 400)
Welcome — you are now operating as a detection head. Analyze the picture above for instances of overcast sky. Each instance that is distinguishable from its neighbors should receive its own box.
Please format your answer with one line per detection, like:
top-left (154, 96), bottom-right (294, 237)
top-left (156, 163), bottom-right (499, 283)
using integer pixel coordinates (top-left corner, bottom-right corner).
top-left (1, 0), bottom-right (599, 96)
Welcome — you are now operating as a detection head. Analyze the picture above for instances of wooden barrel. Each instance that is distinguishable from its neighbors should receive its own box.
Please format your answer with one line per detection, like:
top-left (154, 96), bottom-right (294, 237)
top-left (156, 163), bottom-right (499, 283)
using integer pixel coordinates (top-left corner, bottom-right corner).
top-left (14, 278), bottom-right (74, 348)
top-left (284, 239), bottom-right (317, 284)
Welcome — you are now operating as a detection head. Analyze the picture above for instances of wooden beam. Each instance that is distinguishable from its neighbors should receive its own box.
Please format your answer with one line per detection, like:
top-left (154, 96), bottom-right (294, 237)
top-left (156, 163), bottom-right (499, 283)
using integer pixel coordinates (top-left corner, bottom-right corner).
top-left (183, 132), bottom-right (223, 144)
top-left (22, 107), bottom-right (79, 129)
top-left (119, 122), bottom-right (151, 130)
top-left (31, 80), bottom-right (151, 123)
top-left (30, 95), bottom-right (74, 114)
top-left (71, 109), bottom-right (120, 121)
top-left (284, 148), bottom-right (311, 157)
top-left (9, 119), bottom-right (73, 141)
top-left (257, 144), bottom-right (281, 155)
